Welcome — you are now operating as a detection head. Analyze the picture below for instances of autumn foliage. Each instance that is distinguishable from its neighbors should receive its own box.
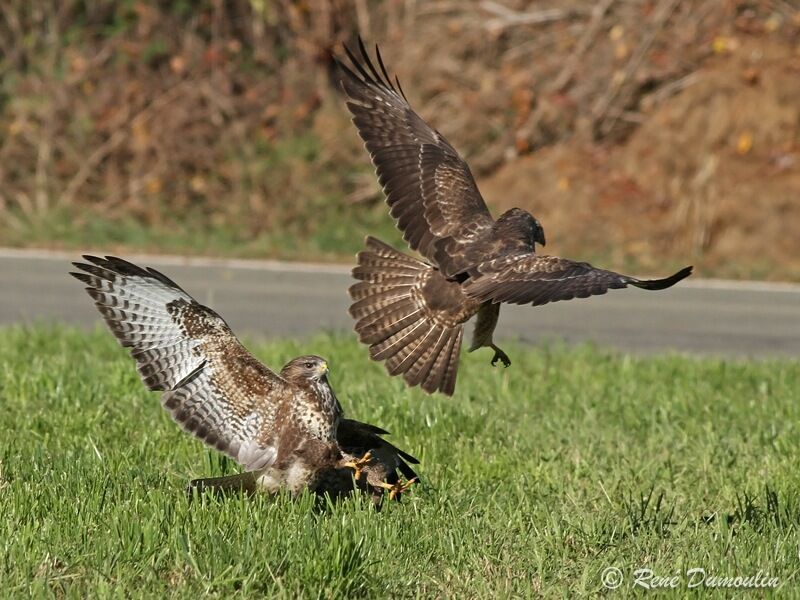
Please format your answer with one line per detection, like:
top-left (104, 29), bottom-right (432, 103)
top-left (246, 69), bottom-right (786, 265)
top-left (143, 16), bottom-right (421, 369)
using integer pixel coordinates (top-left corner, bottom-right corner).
top-left (1, 1), bottom-right (798, 278)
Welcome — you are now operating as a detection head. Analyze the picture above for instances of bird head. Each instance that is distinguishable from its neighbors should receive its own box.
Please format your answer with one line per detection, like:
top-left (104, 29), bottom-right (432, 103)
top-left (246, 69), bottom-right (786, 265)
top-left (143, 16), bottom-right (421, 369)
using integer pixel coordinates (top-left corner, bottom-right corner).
top-left (281, 355), bottom-right (330, 383)
top-left (496, 208), bottom-right (546, 248)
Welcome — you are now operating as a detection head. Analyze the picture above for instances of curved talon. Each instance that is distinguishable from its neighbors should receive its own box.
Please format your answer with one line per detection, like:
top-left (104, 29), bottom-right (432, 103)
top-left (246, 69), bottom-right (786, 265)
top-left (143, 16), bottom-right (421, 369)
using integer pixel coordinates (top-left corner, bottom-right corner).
top-left (490, 344), bottom-right (511, 368)
top-left (375, 477), bottom-right (418, 500)
top-left (344, 450), bottom-right (374, 481)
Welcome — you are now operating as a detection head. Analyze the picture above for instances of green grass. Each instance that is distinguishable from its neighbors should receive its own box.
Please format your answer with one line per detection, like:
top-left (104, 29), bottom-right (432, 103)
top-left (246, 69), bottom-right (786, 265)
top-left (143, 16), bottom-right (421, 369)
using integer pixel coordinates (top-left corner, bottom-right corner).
top-left (2, 326), bottom-right (799, 597)
top-left (0, 202), bottom-right (406, 264)
top-left (0, 129), bottom-right (408, 264)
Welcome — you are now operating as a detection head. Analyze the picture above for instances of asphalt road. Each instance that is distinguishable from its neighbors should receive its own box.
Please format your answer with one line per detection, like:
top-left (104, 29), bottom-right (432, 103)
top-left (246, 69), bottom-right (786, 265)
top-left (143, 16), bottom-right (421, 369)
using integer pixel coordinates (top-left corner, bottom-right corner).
top-left (1, 249), bottom-right (798, 358)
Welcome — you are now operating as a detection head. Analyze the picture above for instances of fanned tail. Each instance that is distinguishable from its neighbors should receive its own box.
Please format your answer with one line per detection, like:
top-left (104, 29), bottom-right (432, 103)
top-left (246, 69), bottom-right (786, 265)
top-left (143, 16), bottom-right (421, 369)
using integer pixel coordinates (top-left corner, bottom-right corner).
top-left (349, 236), bottom-right (463, 396)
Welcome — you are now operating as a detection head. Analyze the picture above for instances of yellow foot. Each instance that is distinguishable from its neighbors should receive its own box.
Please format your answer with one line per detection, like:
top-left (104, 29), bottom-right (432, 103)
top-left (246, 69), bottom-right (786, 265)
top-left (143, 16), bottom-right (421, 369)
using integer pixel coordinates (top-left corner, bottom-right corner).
top-left (343, 451), bottom-right (374, 481)
top-left (375, 477), bottom-right (419, 500)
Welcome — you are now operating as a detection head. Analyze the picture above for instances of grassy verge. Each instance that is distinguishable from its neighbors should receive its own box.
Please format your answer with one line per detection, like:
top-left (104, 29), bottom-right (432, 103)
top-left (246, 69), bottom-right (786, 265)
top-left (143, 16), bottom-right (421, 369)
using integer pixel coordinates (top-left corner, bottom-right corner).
top-left (0, 202), bottom-right (406, 264)
top-left (1, 326), bottom-right (799, 597)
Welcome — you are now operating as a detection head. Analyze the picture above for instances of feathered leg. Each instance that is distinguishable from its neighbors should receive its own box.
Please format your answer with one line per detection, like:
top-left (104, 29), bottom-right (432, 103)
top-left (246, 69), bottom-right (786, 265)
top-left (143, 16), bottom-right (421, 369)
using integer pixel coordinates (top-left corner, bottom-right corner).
top-left (468, 301), bottom-right (511, 367)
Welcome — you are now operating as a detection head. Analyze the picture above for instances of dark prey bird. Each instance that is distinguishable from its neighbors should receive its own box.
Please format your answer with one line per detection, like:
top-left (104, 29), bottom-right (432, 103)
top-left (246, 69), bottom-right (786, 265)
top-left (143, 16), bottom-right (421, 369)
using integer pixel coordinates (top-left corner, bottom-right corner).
top-left (336, 40), bottom-right (693, 396)
top-left (71, 256), bottom-right (418, 507)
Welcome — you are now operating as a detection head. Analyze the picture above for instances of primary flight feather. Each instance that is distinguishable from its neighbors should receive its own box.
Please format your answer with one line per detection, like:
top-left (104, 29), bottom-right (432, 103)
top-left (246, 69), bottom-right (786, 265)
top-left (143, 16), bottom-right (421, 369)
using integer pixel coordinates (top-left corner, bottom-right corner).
top-left (71, 256), bottom-right (418, 505)
top-left (337, 39), bottom-right (692, 396)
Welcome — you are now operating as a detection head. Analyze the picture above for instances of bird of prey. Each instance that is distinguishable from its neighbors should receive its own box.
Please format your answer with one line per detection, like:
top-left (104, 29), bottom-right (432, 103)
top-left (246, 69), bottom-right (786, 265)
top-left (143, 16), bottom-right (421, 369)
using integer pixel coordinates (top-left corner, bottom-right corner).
top-left (336, 40), bottom-right (693, 396)
top-left (70, 256), bottom-right (418, 506)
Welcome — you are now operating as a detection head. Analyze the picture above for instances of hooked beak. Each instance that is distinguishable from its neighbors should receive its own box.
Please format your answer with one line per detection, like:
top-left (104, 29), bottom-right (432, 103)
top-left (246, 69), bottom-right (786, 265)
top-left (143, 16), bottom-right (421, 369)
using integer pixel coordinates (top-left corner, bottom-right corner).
top-left (316, 361), bottom-right (329, 378)
top-left (536, 230), bottom-right (546, 247)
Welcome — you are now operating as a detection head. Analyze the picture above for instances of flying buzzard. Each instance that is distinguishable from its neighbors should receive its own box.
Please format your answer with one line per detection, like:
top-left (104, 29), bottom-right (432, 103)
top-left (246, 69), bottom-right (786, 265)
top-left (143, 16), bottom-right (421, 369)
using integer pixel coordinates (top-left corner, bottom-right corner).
top-left (70, 256), bottom-right (418, 505)
top-left (337, 40), bottom-right (693, 396)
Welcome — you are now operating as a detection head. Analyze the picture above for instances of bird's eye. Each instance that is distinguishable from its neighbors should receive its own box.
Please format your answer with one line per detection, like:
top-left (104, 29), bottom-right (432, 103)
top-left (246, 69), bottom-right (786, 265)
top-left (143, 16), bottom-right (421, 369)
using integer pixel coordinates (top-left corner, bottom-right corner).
top-left (304, 362), bottom-right (313, 369)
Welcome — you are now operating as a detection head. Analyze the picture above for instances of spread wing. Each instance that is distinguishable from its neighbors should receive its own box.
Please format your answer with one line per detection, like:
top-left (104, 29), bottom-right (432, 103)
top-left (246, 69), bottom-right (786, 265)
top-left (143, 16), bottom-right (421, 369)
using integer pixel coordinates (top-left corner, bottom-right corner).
top-left (71, 256), bottom-right (289, 471)
top-left (337, 38), bottom-right (495, 277)
top-left (463, 253), bottom-right (693, 306)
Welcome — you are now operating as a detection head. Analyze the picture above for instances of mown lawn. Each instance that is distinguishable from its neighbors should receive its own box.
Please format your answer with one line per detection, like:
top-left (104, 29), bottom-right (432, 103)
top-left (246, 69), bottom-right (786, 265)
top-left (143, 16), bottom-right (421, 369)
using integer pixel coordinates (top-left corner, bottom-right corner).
top-left (1, 326), bottom-right (799, 598)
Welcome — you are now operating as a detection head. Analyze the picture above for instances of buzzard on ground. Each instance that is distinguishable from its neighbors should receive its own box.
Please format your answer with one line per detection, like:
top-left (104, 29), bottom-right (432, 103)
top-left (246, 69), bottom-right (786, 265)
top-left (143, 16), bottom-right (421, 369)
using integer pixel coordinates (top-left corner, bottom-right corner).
top-left (71, 256), bottom-right (418, 506)
top-left (337, 40), bottom-right (693, 396)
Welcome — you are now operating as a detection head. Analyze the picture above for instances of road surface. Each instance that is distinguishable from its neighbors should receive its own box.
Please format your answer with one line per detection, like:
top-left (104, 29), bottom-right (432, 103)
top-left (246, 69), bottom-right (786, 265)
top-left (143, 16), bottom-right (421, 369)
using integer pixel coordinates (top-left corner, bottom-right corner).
top-left (0, 249), bottom-right (798, 358)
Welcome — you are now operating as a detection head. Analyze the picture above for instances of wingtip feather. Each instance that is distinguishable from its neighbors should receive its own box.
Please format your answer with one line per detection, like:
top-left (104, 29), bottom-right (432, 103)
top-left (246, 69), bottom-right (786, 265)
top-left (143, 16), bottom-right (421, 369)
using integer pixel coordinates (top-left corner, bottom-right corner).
top-left (632, 265), bottom-right (693, 291)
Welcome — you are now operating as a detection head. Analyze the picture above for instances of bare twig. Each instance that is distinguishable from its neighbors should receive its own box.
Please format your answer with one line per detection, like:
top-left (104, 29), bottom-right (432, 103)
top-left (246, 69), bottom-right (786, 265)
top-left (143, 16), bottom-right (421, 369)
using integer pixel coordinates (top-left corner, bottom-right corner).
top-left (550, 0), bottom-right (616, 92)
top-left (404, 0), bottom-right (418, 33)
top-left (644, 71), bottom-right (701, 108)
top-left (416, 2), bottom-right (468, 17)
top-left (774, 0), bottom-right (798, 20)
top-left (354, 0), bottom-right (371, 39)
top-left (593, 0), bottom-right (681, 135)
top-left (480, 1), bottom-right (579, 30)
top-left (34, 4), bottom-right (61, 215)
top-left (0, 192), bottom-right (26, 232)
top-left (34, 115), bottom-right (54, 215)
top-left (0, 1), bottom-right (25, 71)
top-left (346, 186), bottom-right (380, 205)
top-left (64, 45), bottom-right (113, 86)
top-left (60, 82), bottom-right (191, 207)
top-left (199, 80), bottom-right (236, 120)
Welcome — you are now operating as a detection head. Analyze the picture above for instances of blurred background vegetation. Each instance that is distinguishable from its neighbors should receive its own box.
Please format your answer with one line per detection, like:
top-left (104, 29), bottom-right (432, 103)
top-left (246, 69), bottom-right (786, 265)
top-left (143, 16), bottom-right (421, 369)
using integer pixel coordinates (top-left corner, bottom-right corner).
top-left (0, 0), bottom-right (798, 279)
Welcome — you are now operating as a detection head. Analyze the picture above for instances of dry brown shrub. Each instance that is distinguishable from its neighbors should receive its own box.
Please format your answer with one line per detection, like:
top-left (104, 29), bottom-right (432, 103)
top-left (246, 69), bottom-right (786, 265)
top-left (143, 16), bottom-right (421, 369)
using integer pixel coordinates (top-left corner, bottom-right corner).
top-left (0, 1), bottom-right (797, 277)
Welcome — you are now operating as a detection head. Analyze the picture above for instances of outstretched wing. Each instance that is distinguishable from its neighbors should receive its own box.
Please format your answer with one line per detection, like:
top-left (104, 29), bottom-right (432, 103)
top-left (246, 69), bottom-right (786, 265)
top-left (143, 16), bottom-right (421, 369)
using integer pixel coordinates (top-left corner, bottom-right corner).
top-left (337, 38), bottom-right (495, 277)
top-left (463, 253), bottom-right (693, 306)
top-left (71, 256), bottom-right (288, 471)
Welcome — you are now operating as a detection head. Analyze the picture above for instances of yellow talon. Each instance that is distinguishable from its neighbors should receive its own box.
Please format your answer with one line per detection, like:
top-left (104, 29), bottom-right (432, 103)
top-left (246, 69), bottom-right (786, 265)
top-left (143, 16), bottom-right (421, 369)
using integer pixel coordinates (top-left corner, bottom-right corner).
top-left (343, 451), bottom-right (373, 480)
top-left (376, 477), bottom-right (418, 500)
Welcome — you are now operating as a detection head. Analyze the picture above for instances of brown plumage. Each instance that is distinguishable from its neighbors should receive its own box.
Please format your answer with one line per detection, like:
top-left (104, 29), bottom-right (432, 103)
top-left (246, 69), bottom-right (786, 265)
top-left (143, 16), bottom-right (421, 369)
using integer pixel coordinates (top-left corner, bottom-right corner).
top-left (71, 256), bottom-right (418, 506)
top-left (337, 40), bottom-right (693, 396)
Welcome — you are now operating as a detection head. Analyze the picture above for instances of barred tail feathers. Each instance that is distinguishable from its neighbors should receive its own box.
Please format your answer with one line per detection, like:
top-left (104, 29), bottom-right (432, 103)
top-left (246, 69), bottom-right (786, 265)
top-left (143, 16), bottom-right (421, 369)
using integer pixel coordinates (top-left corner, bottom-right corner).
top-left (349, 237), bottom-right (463, 396)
